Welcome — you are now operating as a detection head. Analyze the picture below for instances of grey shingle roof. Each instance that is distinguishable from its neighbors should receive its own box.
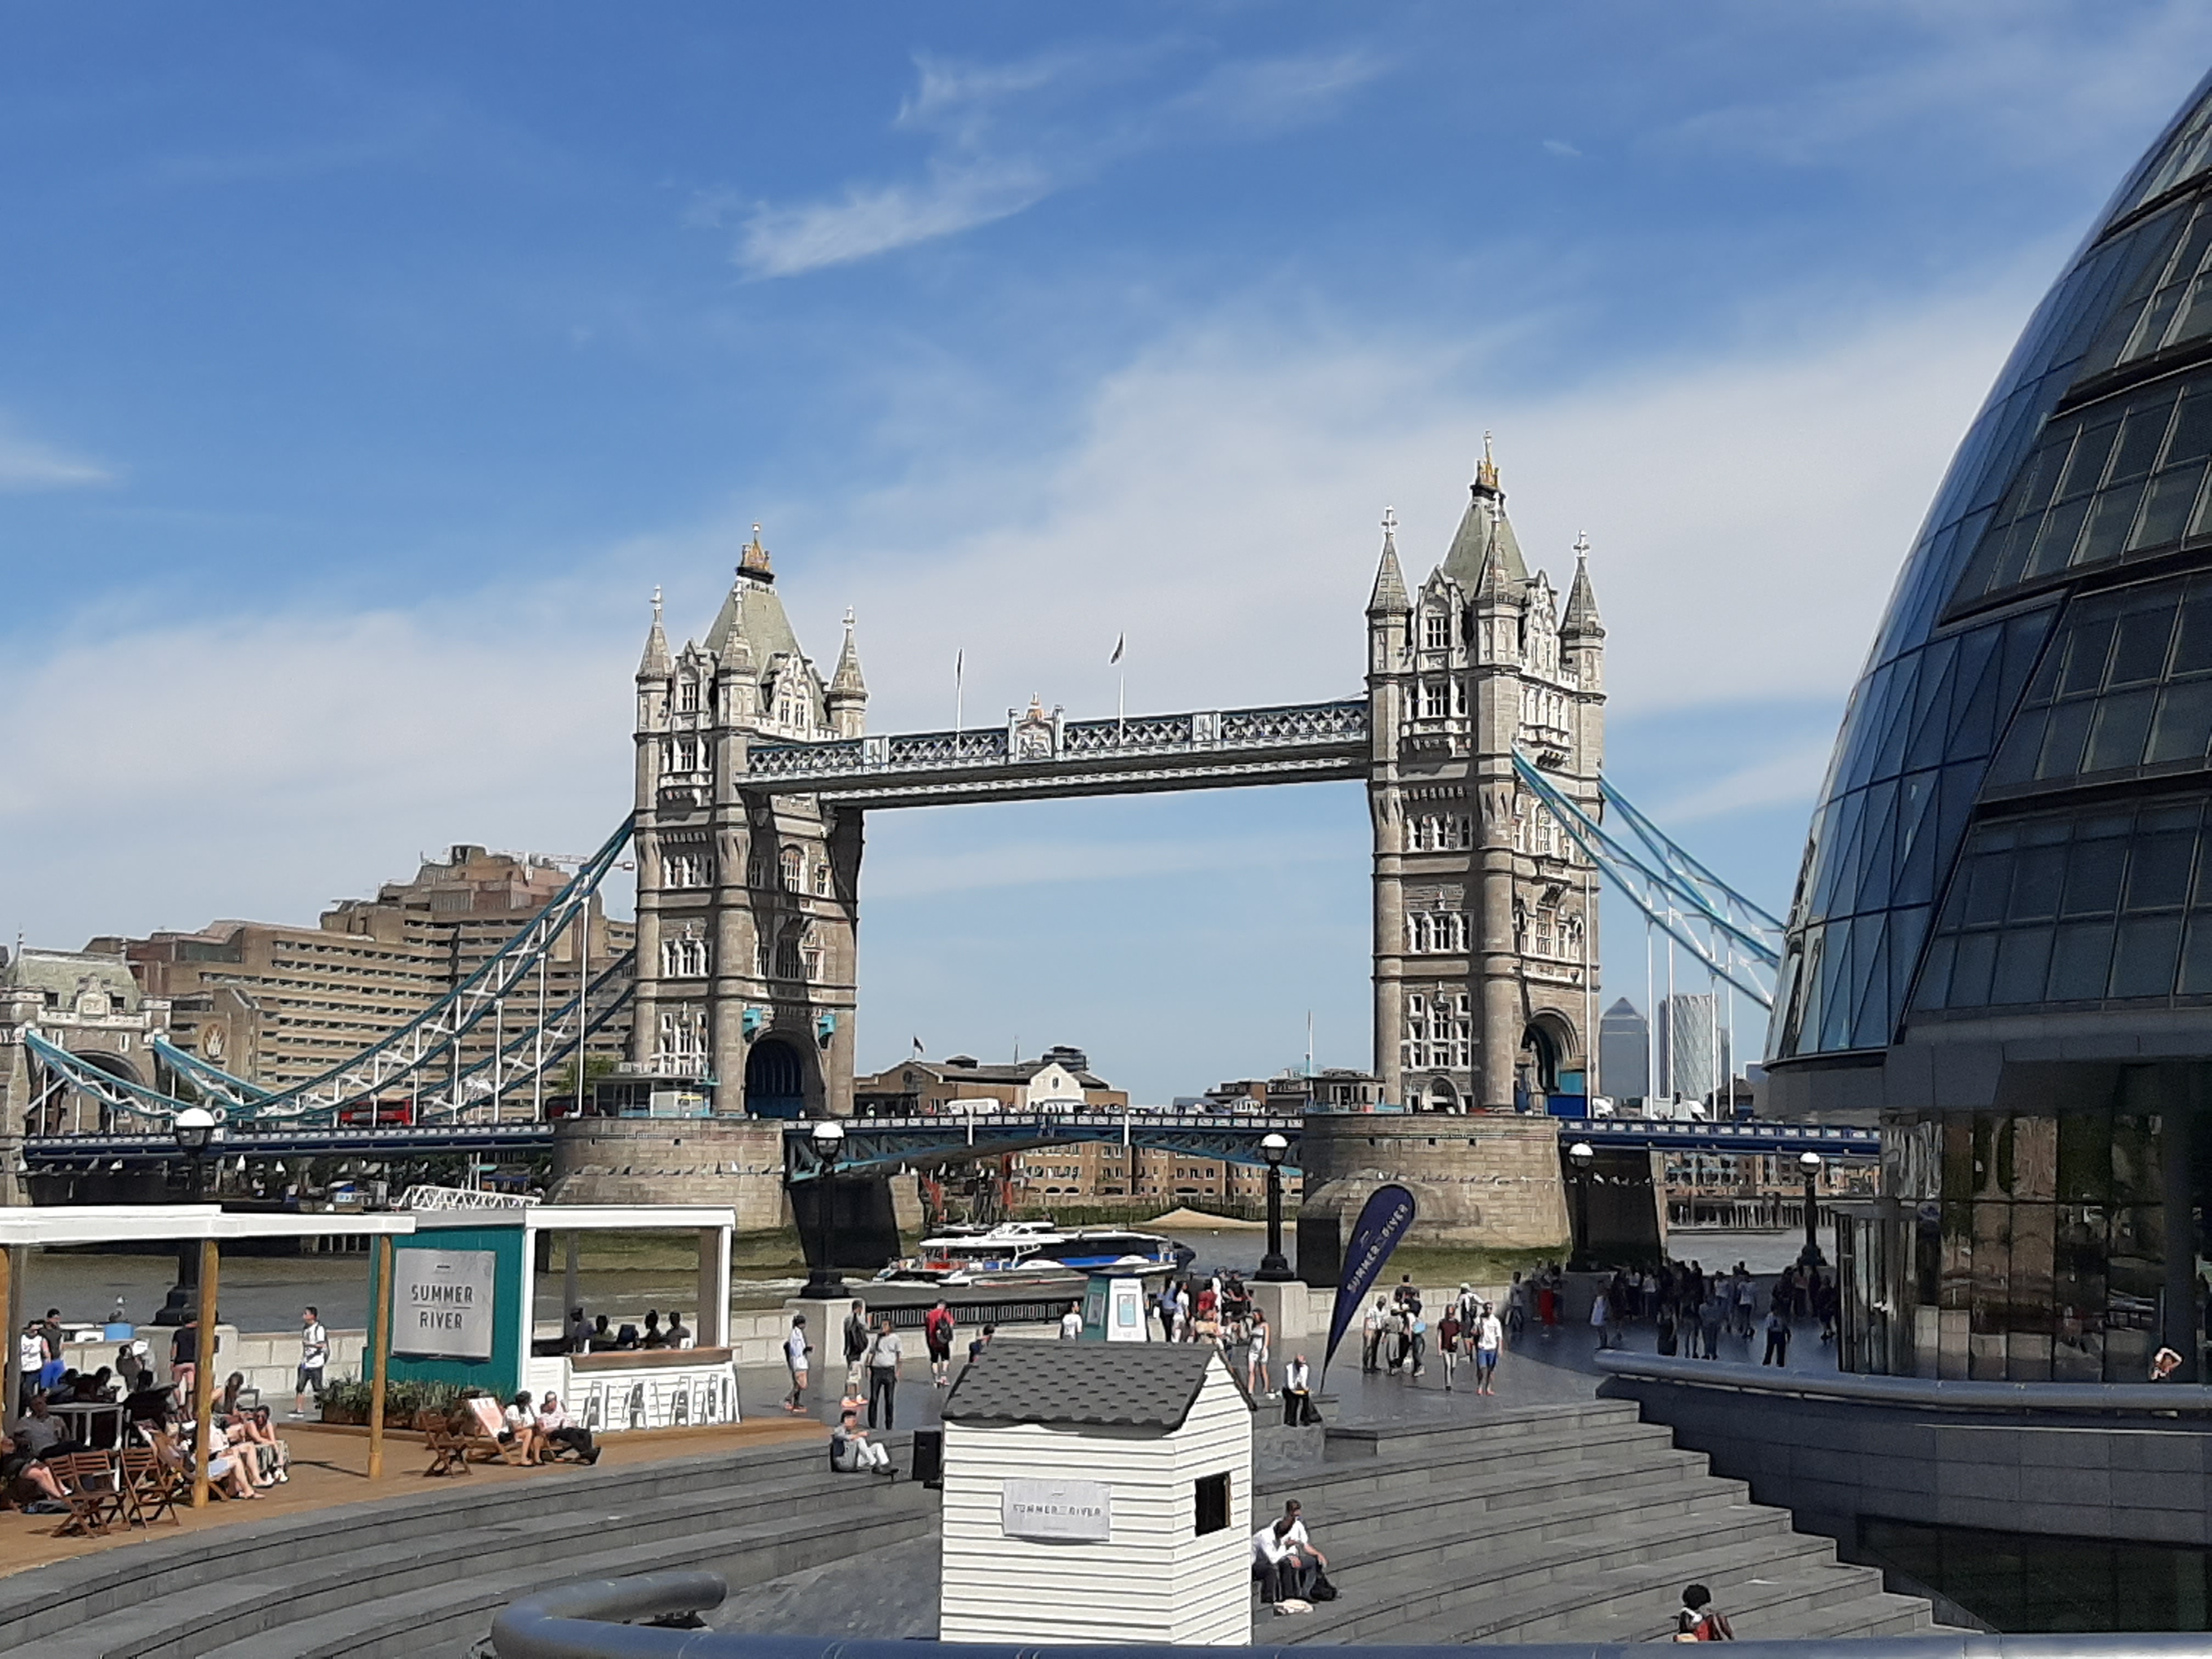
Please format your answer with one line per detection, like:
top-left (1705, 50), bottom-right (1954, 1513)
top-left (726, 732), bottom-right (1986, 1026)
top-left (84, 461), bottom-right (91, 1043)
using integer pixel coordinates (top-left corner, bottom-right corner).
top-left (943, 1341), bottom-right (1253, 1431)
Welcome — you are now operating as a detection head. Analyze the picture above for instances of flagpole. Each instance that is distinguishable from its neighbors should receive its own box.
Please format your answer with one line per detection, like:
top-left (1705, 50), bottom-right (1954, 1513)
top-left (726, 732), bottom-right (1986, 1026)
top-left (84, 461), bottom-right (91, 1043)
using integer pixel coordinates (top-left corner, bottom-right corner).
top-left (954, 650), bottom-right (964, 735)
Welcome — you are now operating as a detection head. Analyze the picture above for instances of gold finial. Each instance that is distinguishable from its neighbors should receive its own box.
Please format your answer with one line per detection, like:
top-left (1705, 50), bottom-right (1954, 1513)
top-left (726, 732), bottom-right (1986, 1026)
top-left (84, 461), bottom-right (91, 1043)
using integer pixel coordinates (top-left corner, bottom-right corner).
top-left (738, 523), bottom-right (774, 578)
top-left (1475, 431), bottom-right (1500, 493)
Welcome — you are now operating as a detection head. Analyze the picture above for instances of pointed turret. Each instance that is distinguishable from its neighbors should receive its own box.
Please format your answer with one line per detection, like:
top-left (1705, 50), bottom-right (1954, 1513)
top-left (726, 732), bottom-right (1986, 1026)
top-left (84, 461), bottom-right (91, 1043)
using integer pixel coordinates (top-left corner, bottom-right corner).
top-left (1367, 507), bottom-right (1412, 616)
top-left (1561, 532), bottom-right (1605, 640)
top-left (738, 523), bottom-right (774, 583)
top-left (637, 588), bottom-right (672, 679)
top-left (1442, 432), bottom-right (1530, 594)
top-left (827, 609), bottom-right (868, 738)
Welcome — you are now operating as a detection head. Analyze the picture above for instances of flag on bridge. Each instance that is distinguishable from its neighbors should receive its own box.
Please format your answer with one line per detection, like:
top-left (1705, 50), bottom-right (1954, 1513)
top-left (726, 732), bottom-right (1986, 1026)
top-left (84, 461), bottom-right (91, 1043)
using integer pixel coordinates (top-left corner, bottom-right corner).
top-left (912, 1036), bottom-right (926, 1056)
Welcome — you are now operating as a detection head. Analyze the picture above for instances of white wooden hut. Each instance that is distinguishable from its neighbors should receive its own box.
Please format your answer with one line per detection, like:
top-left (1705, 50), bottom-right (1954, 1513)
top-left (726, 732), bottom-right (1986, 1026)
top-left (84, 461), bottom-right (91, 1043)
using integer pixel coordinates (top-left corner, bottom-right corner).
top-left (939, 1341), bottom-right (1255, 1646)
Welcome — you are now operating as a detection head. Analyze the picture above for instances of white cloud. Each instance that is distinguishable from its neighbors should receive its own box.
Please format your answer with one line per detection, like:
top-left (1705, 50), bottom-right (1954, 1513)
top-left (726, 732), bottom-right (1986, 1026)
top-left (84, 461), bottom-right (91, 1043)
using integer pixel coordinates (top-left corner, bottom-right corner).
top-left (736, 160), bottom-right (1057, 279)
top-left (0, 417), bottom-right (112, 491)
top-left (1669, 2), bottom-right (2212, 173)
top-left (1542, 138), bottom-right (1582, 159)
top-left (781, 279), bottom-right (2030, 735)
top-left (1646, 738), bottom-right (1837, 826)
top-left (726, 42), bottom-right (1389, 277)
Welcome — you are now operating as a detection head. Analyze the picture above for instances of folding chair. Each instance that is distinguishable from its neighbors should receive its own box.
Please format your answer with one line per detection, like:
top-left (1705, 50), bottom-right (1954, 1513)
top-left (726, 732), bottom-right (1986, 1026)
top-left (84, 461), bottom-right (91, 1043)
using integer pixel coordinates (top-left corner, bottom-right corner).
top-left (117, 1445), bottom-right (183, 1527)
top-left (48, 1453), bottom-right (119, 1539)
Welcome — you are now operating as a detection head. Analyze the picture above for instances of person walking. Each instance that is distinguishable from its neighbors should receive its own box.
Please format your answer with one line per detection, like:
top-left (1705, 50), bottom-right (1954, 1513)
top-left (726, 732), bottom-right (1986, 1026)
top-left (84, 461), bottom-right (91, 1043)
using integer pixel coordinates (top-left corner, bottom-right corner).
top-left (1408, 1309), bottom-right (1427, 1379)
top-left (1437, 1305), bottom-right (1462, 1391)
top-left (1505, 1274), bottom-right (1528, 1342)
top-left (783, 1314), bottom-right (811, 1414)
top-left (1761, 1306), bottom-right (1790, 1367)
top-left (1246, 1311), bottom-right (1270, 1396)
top-left (924, 1300), bottom-right (956, 1386)
top-left (289, 1306), bottom-right (328, 1419)
top-left (866, 1316), bottom-right (902, 1431)
top-left (1734, 1269), bottom-right (1757, 1339)
top-left (843, 1304), bottom-right (872, 1396)
top-left (1589, 1285), bottom-right (1613, 1351)
top-left (1361, 1298), bottom-right (1386, 1373)
top-left (1473, 1301), bottom-right (1503, 1395)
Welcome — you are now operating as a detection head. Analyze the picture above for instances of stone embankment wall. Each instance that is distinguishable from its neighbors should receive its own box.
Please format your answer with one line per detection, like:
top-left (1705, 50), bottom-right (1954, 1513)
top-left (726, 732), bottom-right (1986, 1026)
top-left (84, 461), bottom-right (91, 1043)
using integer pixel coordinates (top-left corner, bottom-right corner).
top-left (548, 1116), bottom-right (791, 1229)
top-left (1295, 1113), bottom-right (1573, 1279)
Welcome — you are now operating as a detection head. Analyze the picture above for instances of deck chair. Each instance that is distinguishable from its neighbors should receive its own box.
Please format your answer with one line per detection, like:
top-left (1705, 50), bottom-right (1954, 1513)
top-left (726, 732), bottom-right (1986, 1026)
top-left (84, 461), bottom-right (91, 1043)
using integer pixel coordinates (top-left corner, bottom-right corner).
top-left (48, 1452), bottom-right (120, 1538)
top-left (116, 1444), bottom-right (183, 1527)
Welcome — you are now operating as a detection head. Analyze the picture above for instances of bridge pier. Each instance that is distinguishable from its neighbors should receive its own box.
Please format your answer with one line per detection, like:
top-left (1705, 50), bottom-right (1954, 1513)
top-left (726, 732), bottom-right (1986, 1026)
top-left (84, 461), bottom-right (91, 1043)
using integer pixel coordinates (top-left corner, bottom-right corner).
top-left (548, 1117), bottom-right (791, 1231)
top-left (1294, 1114), bottom-right (1571, 1281)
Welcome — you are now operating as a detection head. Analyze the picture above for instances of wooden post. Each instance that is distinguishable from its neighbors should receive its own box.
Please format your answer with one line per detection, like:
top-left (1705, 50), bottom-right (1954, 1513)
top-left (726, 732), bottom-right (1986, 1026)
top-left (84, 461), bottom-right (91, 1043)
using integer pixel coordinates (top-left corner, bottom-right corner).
top-left (0, 1244), bottom-right (15, 1421)
top-left (191, 1239), bottom-right (217, 1509)
top-left (367, 1234), bottom-right (393, 1480)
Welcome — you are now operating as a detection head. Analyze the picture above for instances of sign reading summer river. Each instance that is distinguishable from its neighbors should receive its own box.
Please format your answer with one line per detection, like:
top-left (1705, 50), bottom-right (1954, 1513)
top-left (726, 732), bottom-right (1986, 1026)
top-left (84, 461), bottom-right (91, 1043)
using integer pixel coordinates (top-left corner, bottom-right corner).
top-left (392, 1247), bottom-right (496, 1359)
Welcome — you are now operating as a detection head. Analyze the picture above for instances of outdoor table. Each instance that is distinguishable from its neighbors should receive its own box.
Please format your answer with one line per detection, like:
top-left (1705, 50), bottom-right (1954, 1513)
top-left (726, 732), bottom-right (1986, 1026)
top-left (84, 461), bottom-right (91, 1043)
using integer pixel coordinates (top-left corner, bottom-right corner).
top-left (46, 1399), bottom-right (127, 1451)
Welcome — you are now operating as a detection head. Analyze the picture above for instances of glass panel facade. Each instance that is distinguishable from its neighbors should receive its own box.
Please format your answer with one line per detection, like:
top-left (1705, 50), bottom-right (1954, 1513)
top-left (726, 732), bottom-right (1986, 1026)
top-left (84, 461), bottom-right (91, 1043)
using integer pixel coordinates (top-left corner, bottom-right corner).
top-left (1860, 1105), bottom-right (2210, 1383)
top-left (1772, 71), bottom-right (2212, 1066)
top-left (1916, 795), bottom-right (2212, 1013)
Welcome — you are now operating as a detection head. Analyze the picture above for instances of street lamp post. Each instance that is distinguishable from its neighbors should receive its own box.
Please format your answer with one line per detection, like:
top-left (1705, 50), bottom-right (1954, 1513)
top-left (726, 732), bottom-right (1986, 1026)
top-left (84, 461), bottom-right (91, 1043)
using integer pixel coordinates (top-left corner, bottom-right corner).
top-left (1567, 1141), bottom-right (1595, 1272)
top-left (1256, 1132), bottom-right (1293, 1282)
top-left (1797, 1150), bottom-right (1826, 1267)
top-left (155, 1107), bottom-right (219, 1326)
top-left (802, 1119), bottom-right (847, 1298)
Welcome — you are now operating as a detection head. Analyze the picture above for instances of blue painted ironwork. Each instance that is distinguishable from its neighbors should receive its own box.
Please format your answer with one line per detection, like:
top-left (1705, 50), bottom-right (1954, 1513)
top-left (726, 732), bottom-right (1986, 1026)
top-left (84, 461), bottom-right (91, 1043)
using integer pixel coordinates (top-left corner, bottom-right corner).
top-left (24, 1121), bottom-right (556, 1169)
top-left (785, 1111), bottom-right (1308, 1180)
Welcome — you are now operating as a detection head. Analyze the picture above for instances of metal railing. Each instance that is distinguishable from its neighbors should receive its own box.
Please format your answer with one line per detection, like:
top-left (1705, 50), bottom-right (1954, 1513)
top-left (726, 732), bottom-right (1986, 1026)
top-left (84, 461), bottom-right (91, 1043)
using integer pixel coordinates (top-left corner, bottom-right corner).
top-left (490, 1571), bottom-right (2212, 1659)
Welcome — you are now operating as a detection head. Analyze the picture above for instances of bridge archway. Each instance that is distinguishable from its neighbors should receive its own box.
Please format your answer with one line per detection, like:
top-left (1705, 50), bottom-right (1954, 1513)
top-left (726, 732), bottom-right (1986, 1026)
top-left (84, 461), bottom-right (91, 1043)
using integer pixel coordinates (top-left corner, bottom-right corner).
top-left (1518, 1010), bottom-right (1579, 1101)
top-left (744, 1037), bottom-right (807, 1120)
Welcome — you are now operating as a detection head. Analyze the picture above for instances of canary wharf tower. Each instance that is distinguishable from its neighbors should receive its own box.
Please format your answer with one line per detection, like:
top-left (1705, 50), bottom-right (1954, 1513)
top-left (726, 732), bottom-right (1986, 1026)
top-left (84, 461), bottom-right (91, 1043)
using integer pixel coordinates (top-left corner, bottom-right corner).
top-left (1767, 71), bottom-right (2212, 1384)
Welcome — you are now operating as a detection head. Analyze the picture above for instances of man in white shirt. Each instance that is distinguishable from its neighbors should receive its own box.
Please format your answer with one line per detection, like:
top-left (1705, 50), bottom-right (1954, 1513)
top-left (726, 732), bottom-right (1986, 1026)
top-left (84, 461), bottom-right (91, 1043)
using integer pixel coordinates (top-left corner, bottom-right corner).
top-left (865, 1318), bottom-right (902, 1431)
top-left (1473, 1304), bottom-right (1504, 1396)
top-left (1251, 1517), bottom-right (1311, 1604)
top-left (1059, 1302), bottom-right (1084, 1340)
top-left (294, 1306), bottom-right (329, 1418)
top-left (1360, 1299), bottom-right (1385, 1373)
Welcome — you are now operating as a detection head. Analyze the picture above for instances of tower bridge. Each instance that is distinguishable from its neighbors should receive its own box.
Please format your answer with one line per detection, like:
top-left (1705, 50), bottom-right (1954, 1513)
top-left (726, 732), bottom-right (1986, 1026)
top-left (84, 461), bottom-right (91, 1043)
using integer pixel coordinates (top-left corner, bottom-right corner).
top-left (5, 444), bottom-right (1794, 1263)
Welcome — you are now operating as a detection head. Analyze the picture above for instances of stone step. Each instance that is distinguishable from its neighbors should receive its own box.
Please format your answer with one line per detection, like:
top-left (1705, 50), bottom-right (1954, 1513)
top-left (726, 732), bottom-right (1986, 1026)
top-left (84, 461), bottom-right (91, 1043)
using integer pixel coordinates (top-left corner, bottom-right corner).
top-left (1259, 1439), bottom-right (1716, 1521)
top-left (1283, 1526), bottom-right (1840, 1645)
top-left (119, 1484), bottom-right (939, 1659)
top-left (1460, 1537), bottom-right (1876, 1644)
top-left (0, 1437), bottom-right (859, 1645)
top-left (1316, 1397), bottom-right (1642, 1459)
top-left (1305, 1470), bottom-right (1750, 1559)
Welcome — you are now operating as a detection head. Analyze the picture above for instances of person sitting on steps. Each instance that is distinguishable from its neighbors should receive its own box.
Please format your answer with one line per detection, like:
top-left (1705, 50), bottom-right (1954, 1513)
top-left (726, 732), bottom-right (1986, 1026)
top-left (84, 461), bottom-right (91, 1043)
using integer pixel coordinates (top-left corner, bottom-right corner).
top-left (830, 1408), bottom-right (892, 1475)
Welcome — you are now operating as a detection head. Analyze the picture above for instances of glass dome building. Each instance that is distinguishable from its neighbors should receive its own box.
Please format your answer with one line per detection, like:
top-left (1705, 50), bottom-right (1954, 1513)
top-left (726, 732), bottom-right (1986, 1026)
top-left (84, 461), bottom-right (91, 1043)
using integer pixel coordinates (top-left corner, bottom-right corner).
top-left (1769, 72), bottom-right (2212, 1381)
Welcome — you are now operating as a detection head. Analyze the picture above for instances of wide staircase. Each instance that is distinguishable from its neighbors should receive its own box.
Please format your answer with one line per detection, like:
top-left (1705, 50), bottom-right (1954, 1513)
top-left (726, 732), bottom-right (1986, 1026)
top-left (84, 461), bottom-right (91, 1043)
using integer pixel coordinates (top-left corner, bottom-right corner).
top-left (1254, 1399), bottom-right (1949, 1644)
top-left (0, 1434), bottom-right (935, 1659)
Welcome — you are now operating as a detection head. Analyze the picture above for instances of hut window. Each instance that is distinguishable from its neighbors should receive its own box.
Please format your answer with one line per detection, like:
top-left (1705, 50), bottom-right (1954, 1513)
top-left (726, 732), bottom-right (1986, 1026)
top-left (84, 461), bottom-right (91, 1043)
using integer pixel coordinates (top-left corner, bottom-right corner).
top-left (1194, 1471), bottom-right (1231, 1537)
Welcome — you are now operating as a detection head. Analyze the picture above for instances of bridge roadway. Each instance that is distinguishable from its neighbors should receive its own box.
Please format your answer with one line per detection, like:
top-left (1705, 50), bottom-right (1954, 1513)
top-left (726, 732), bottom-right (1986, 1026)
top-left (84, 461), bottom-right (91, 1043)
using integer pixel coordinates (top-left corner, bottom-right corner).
top-left (741, 698), bottom-right (1370, 808)
top-left (22, 1113), bottom-right (1878, 1173)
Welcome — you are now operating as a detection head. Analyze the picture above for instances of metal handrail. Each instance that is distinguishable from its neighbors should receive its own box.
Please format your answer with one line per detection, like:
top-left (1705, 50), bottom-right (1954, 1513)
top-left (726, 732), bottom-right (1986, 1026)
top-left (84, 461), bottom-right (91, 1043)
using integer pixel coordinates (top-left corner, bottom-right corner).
top-left (1595, 1351), bottom-right (2212, 1414)
top-left (489, 1571), bottom-right (2212, 1659)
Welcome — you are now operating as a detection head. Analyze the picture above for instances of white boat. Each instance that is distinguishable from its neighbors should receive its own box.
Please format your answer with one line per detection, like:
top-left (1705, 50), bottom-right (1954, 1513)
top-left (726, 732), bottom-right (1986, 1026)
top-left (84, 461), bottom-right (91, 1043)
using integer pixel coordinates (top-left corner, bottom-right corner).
top-left (905, 1221), bottom-right (1183, 1277)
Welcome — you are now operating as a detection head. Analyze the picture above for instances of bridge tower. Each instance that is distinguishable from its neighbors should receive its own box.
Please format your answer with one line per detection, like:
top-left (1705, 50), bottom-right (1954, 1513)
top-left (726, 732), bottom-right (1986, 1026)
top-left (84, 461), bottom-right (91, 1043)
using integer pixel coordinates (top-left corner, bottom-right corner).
top-left (629, 529), bottom-right (862, 1121)
top-left (1365, 443), bottom-right (1606, 1113)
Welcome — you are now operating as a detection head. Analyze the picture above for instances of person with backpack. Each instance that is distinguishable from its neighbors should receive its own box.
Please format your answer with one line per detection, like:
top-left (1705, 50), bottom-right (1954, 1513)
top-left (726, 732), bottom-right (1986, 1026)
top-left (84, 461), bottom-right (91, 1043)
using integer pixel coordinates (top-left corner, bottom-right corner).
top-left (923, 1300), bottom-right (956, 1386)
top-left (1762, 1306), bottom-right (1790, 1367)
top-left (842, 1305), bottom-right (872, 1395)
top-left (1674, 1583), bottom-right (1734, 1640)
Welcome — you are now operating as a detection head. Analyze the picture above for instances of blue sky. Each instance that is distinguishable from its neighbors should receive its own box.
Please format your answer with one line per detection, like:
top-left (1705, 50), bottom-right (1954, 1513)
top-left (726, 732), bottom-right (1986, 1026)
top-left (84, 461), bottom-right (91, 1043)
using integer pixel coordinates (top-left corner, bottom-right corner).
top-left (7, 2), bottom-right (2212, 1101)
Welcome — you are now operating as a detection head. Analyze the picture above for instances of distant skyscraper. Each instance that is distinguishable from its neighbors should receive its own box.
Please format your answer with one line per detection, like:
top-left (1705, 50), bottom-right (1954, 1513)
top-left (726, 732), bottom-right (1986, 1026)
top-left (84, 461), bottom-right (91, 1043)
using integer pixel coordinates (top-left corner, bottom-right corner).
top-left (1656, 993), bottom-right (1727, 1103)
top-left (1598, 997), bottom-right (1648, 1101)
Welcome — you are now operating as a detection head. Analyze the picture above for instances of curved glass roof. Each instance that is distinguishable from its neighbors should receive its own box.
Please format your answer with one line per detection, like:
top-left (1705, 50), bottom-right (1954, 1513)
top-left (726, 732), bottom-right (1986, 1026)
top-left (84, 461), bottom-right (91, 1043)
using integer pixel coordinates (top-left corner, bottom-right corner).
top-left (1772, 66), bottom-right (2212, 1066)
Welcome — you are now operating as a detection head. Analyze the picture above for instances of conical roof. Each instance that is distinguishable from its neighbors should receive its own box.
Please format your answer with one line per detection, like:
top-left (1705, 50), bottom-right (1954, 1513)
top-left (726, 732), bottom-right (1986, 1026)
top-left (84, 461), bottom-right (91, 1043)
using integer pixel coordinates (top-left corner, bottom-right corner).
top-left (703, 527), bottom-right (809, 696)
top-left (1442, 437), bottom-right (1528, 596)
top-left (636, 589), bottom-right (672, 679)
top-left (1367, 510), bottom-right (1411, 616)
top-left (1562, 537), bottom-right (1604, 640)
top-left (830, 610), bottom-right (867, 700)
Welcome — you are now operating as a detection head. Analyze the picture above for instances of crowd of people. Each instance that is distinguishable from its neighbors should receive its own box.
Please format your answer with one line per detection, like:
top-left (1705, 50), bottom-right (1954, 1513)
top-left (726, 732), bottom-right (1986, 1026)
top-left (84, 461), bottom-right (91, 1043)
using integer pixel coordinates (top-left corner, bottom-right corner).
top-left (1357, 1276), bottom-right (1506, 1395)
top-left (1583, 1257), bottom-right (1838, 1365)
